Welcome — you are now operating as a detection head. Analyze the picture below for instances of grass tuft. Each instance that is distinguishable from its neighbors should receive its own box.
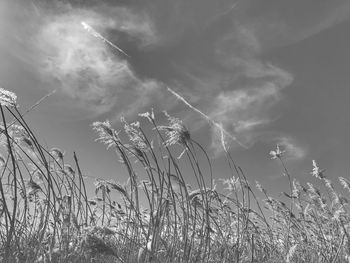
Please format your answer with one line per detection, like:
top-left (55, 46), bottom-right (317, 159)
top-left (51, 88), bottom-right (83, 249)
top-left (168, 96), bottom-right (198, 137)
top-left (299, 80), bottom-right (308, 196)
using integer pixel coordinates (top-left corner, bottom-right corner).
top-left (0, 88), bottom-right (348, 263)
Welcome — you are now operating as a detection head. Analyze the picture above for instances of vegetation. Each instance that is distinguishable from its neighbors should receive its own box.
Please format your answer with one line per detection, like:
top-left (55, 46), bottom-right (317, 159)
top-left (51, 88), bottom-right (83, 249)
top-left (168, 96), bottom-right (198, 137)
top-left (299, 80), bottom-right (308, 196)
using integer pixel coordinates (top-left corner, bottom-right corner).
top-left (0, 88), bottom-right (349, 263)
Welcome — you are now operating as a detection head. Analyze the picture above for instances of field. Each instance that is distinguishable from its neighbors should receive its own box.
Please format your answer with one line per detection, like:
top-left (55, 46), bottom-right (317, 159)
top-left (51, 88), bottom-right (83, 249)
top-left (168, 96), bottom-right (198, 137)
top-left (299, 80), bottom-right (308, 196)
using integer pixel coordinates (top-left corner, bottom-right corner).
top-left (0, 88), bottom-right (349, 263)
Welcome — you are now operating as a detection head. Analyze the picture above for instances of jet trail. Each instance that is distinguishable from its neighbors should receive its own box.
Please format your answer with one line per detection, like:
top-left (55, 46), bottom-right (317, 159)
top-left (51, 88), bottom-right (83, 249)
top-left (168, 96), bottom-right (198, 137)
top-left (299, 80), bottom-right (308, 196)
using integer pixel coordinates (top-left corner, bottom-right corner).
top-left (80, 21), bottom-right (245, 150)
top-left (167, 87), bottom-right (247, 149)
top-left (81, 21), bottom-right (130, 57)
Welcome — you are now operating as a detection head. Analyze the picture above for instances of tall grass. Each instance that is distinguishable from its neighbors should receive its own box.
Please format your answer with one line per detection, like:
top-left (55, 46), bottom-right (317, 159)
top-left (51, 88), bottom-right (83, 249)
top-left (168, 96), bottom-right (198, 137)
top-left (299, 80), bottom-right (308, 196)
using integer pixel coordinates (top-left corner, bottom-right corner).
top-left (0, 88), bottom-right (350, 263)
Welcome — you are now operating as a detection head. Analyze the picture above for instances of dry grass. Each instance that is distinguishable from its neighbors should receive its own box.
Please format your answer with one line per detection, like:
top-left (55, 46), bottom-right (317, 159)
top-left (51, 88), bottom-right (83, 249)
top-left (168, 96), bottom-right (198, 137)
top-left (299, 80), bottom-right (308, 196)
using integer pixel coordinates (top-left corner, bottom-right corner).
top-left (0, 89), bottom-right (349, 263)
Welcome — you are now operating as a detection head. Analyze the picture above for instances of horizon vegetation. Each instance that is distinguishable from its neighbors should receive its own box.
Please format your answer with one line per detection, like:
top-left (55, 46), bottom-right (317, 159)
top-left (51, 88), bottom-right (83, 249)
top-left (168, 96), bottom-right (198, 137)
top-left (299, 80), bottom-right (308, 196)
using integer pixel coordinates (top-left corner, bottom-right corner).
top-left (0, 87), bottom-right (349, 263)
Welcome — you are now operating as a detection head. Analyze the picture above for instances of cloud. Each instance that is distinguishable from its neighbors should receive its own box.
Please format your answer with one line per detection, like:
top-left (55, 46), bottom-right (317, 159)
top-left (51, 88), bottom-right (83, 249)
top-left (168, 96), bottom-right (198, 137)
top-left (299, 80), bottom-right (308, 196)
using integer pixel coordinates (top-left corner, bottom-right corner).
top-left (207, 63), bottom-right (293, 149)
top-left (159, 1), bottom-right (350, 156)
top-left (132, 0), bottom-right (236, 46)
top-left (34, 5), bottom-right (161, 118)
top-left (172, 24), bottom-right (294, 154)
top-left (277, 136), bottom-right (306, 160)
top-left (0, 0), bottom-right (162, 119)
top-left (241, 1), bottom-right (350, 49)
top-left (79, 4), bottom-right (158, 47)
top-left (2, 0), bottom-right (323, 156)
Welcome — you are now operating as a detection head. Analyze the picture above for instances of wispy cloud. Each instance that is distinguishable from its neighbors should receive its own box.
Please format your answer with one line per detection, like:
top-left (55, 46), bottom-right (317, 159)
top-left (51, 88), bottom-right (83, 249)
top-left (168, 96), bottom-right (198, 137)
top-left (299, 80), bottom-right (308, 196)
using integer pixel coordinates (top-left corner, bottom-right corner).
top-left (175, 24), bottom-right (294, 153)
top-left (207, 65), bottom-right (293, 151)
top-left (6, 0), bottom-right (339, 157)
top-left (35, 6), bottom-right (160, 117)
top-left (241, 1), bottom-right (350, 49)
top-left (277, 136), bottom-right (306, 160)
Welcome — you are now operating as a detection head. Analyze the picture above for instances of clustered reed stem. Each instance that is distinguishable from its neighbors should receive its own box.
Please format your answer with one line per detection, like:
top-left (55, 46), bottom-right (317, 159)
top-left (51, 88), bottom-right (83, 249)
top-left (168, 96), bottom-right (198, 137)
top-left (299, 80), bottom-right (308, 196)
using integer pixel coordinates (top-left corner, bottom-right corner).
top-left (0, 90), bottom-right (349, 263)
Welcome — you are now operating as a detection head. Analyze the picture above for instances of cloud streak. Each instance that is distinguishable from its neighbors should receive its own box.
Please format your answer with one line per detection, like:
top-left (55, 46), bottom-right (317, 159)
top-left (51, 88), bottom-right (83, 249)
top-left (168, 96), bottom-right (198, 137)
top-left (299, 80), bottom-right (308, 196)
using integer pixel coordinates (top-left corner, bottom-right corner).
top-left (278, 136), bottom-right (306, 160)
top-left (6, 0), bottom-right (338, 156)
top-left (173, 23), bottom-right (294, 153)
top-left (30, 1), bottom-right (297, 153)
top-left (35, 5), bottom-right (160, 118)
top-left (240, 1), bottom-right (350, 49)
top-left (80, 21), bottom-right (129, 57)
top-left (167, 86), bottom-right (247, 149)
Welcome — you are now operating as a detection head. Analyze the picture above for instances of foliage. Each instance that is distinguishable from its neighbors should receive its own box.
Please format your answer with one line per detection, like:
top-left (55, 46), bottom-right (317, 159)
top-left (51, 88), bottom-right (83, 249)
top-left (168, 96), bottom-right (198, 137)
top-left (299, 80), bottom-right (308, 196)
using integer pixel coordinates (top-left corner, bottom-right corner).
top-left (0, 89), bottom-right (349, 263)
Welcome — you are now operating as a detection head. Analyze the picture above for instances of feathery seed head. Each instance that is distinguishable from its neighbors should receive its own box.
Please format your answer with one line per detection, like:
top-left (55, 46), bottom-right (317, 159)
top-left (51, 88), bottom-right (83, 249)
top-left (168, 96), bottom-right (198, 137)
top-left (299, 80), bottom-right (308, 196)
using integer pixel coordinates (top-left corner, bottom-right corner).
top-left (8, 124), bottom-right (34, 150)
top-left (339, 177), bottom-right (350, 192)
top-left (50, 147), bottom-right (64, 161)
top-left (256, 181), bottom-right (267, 195)
top-left (158, 112), bottom-right (190, 146)
top-left (92, 120), bottom-right (119, 149)
top-left (21, 136), bottom-right (34, 150)
top-left (64, 164), bottom-right (75, 176)
top-left (292, 179), bottom-right (301, 199)
top-left (311, 160), bottom-right (325, 179)
top-left (88, 199), bottom-right (97, 206)
top-left (32, 169), bottom-right (44, 181)
top-left (222, 176), bottom-right (240, 192)
top-left (0, 87), bottom-right (17, 107)
top-left (139, 108), bottom-right (155, 123)
top-left (122, 117), bottom-right (148, 152)
top-left (338, 195), bottom-right (349, 205)
top-left (270, 144), bottom-right (285, 159)
top-left (9, 124), bottom-right (25, 135)
top-left (27, 180), bottom-right (42, 197)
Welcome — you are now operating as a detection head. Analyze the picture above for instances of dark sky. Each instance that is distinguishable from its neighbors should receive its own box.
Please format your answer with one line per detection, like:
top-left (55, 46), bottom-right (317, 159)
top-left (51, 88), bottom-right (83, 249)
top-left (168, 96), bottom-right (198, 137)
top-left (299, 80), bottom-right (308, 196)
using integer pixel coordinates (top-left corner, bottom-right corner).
top-left (1, 0), bottom-right (350, 194)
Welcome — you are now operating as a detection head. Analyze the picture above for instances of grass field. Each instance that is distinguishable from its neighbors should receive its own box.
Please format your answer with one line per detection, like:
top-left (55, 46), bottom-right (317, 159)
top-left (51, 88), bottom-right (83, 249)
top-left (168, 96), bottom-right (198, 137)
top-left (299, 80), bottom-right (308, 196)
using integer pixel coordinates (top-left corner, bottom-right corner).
top-left (0, 87), bottom-right (349, 262)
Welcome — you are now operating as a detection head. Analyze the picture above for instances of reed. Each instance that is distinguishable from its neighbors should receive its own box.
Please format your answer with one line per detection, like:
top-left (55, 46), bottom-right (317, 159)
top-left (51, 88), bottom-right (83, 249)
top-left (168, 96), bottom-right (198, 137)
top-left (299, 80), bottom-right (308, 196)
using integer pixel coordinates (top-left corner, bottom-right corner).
top-left (0, 88), bottom-right (349, 262)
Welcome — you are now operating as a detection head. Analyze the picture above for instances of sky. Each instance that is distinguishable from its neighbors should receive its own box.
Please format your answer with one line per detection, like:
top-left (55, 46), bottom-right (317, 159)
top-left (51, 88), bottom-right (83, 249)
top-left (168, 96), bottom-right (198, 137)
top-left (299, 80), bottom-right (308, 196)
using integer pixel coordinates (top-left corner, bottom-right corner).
top-left (1, 0), bottom-right (350, 196)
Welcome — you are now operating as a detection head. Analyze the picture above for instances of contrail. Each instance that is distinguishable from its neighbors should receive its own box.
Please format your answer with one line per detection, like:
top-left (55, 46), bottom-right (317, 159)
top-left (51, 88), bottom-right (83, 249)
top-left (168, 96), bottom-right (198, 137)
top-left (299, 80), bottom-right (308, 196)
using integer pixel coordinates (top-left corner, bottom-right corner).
top-left (81, 21), bottom-right (130, 57)
top-left (201, 1), bottom-right (240, 32)
top-left (80, 21), bottom-right (245, 149)
top-left (31, 1), bottom-right (40, 16)
top-left (166, 87), bottom-right (247, 149)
